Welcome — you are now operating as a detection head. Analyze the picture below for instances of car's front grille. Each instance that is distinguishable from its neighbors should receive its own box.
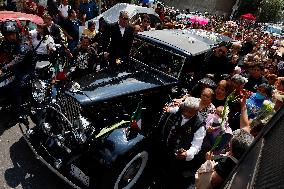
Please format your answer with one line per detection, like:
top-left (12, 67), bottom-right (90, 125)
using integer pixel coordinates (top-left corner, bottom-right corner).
top-left (57, 93), bottom-right (81, 125)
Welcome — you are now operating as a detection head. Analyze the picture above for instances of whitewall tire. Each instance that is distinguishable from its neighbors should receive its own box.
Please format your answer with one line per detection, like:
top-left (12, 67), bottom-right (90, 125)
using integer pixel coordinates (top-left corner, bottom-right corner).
top-left (114, 151), bottom-right (149, 189)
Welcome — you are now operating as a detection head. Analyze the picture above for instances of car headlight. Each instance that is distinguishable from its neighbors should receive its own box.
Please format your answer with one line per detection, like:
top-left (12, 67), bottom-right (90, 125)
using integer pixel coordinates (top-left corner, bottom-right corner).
top-left (41, 122), bottom-right (51, 135)
top-left (32, 80), bottom-right (47, 103)
top-left (69, 82), bottom-right (81, 92)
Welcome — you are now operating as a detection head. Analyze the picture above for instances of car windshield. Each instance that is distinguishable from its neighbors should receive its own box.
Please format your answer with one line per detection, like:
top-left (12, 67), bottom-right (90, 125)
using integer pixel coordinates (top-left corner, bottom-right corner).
top-left (130, 38), bottom-right (186, 78)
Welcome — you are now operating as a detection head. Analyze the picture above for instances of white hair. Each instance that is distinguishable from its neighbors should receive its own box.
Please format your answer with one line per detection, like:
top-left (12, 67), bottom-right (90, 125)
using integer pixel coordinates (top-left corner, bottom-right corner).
top-left (231, 74), bottom-right (248, 85)
top-left (180, 97), bottom-right (200, 111)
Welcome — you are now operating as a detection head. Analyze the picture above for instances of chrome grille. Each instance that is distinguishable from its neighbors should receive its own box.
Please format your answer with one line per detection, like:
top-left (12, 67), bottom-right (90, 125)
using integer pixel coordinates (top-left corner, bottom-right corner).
top-left (57, 93), bottom-right (81, 125)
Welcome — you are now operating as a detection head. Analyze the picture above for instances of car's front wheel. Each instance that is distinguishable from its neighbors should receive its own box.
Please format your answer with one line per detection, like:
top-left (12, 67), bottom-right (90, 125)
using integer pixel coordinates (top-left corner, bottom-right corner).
top-left (113, 151), bottom-right (149, 189)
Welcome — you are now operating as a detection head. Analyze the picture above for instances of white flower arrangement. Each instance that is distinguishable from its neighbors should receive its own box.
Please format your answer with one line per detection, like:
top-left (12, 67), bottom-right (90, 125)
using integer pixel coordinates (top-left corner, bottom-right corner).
top-left (250, 100), bottom-right (275, 128)
top-left (220, 106), bottom-right (230, 128)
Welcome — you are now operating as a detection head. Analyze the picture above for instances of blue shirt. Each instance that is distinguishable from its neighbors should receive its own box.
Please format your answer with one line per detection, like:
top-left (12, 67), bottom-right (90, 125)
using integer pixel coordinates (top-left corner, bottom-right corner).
top-left (79, 1), bottom-right (98, 21)
top-left (246, 92), bottom-right (267, 119)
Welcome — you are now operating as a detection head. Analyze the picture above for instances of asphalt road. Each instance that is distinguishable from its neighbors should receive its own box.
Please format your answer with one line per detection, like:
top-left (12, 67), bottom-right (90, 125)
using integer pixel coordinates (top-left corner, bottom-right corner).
top-left (0, 110), bottom-right (71, 189)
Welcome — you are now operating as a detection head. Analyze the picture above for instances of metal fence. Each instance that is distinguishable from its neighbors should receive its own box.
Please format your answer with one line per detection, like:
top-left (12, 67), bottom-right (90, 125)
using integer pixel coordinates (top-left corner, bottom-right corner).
top-left (223, 106), bottom-right (284, 189)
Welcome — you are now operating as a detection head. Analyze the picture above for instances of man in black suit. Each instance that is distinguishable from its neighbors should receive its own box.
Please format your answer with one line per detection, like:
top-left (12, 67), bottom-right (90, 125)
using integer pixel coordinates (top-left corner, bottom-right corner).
top-left (106, 11), bottom-right (134, 67)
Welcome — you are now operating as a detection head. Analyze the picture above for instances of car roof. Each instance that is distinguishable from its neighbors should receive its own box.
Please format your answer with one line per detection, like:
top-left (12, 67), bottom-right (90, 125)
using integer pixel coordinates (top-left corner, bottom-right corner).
top-left (0, 11), bottom-right (43, 24)
top-left (137, 29), bottom-right (232, 56)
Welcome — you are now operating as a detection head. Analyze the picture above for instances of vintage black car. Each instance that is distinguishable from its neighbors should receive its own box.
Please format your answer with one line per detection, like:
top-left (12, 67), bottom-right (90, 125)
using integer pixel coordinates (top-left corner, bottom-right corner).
top-left (20, 29), bottom-right (231, 189)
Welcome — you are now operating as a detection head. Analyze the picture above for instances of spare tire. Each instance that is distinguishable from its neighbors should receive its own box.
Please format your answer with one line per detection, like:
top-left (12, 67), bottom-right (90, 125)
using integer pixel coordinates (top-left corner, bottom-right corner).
top-left (112, 151), bottom-right (149, 189)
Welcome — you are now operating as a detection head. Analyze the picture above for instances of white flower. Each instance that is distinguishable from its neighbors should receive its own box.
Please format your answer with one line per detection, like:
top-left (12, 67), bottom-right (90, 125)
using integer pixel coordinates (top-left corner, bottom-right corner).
top-left (263, 100), bottom-right (270, 106)
top-left (220, 106), bottom-right (230, 129)
top-left (209, 34), bottom-right (218, 42)
top-left (243, 76), bottom-right (248, 84)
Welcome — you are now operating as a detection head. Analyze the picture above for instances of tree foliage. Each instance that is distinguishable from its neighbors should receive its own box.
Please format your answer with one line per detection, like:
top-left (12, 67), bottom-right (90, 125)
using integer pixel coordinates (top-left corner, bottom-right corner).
top-left (235, 0), bottom-right (261, 18)
top-left (235, 0), bottom-right (284, 22)
top-left (257, 0), bottom-right (284, 23)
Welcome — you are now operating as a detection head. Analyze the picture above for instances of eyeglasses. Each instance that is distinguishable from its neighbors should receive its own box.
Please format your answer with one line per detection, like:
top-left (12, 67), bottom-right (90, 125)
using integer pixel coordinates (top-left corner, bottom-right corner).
top-left (143, 19), bottom-right (151, 23)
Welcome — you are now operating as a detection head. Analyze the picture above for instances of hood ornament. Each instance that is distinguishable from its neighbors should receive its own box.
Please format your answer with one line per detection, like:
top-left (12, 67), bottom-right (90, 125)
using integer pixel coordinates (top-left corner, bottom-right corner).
top-left (70, 82), bottom-right (81, 92)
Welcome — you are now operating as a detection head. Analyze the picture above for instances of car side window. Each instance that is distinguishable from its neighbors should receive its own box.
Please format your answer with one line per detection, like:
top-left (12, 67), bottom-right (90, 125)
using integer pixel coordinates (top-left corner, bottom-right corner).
top-left (130, 38), bottom-right (186, 78)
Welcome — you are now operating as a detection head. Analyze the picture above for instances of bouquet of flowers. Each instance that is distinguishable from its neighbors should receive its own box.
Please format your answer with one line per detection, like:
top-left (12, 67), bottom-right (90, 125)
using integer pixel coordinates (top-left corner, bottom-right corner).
top-left (250, 100), bottom-right (275, 129)
top-left (210, 91), bottom-right (236, 152)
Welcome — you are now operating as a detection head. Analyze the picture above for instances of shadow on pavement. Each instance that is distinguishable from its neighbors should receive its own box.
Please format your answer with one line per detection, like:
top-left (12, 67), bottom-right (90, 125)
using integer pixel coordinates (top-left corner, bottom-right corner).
top-left (0, 110), bottom-right (17, 136)
top-left (4, 137), bottom-right (71, 189)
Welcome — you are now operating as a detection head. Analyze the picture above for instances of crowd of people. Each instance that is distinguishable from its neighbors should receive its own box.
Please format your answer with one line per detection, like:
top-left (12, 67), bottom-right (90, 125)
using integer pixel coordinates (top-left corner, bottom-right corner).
top-left (152, 3), bottom-right (284, 189)
top-left (1, 0), bottom-right (284, 188)
top-left (133, 1), bottom-right (284, 188)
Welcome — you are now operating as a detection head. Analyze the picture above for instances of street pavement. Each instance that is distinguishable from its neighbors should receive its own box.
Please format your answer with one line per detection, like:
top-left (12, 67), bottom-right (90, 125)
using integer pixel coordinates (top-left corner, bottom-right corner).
top-left (0, 110), bottom-right (71, 189)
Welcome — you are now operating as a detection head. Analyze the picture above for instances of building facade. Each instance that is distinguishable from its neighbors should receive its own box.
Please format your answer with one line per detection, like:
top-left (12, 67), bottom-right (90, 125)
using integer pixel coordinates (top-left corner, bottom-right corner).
top-left (162, 0), bottom-right (236, 17)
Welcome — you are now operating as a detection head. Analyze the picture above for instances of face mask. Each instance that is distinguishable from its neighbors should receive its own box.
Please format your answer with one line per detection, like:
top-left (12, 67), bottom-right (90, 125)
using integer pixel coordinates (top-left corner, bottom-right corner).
top-left (255, 92), bottom-right (265, 100)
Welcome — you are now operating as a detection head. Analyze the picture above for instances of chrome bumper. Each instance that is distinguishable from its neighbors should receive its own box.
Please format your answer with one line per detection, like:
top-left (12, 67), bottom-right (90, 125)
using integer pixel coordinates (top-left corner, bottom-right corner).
top-left (19, 123), bottom-right (82, 189)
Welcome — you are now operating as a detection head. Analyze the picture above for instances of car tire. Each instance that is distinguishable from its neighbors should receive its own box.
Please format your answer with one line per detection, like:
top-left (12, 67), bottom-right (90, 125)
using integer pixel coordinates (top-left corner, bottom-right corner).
top-left (112, 150), bottom-right (149, 189)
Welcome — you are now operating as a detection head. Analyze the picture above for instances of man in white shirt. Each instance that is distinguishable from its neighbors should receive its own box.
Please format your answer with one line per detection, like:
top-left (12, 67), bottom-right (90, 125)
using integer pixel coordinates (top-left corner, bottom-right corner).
top-left (161, 96), bottom-right (206, 188)
top-left (58, 0), bottom-right (71, 26)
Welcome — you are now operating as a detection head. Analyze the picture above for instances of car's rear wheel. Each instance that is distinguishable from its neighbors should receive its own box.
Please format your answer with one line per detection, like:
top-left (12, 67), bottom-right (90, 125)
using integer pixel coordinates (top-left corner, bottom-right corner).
top-left (113, 151), bottom-right (148, 189)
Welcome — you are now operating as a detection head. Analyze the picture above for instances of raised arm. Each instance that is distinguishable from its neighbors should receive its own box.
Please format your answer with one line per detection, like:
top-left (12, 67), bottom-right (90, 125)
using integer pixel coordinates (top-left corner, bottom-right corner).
top-left (240, 95), bottom-right (250, 133)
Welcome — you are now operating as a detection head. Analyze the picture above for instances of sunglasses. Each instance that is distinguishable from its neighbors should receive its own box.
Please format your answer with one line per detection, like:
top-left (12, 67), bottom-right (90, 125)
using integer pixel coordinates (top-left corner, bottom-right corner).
top-left (120, 16), bottom-right (129, 20)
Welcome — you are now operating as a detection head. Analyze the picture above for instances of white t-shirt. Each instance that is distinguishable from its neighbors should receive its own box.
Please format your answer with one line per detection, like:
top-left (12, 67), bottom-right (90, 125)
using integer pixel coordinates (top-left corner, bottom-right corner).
top-left (58, 4), bottom-right (71, 18)
top-left (30, 30), bottom-right (55, 55)
top-left (38, 0), bottom-right (47, 8)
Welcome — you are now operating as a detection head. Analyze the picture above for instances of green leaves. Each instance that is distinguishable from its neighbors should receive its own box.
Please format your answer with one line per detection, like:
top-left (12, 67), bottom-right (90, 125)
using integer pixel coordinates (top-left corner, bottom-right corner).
top-left (210, 133), bottom-right (224, 152)
top-left (95, 120), bottom-right (130, 138)
top-left (258, 0), bottom-right (284, 22)
top-left (210, 91), bottom-right (236, 152)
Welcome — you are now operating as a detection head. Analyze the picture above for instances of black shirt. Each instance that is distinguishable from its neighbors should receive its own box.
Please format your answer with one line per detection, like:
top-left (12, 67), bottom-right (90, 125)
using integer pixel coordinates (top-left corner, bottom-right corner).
top-left (47, 0), bottom-right (59, 17)
top-left (215, 156), bottom-right (237, 180)
top-left (203, 51), bottom-right (233, 79)
top-left (49, 24), bottom-right (62, 44)
top-left (244, 76), bottom-right (268, 92)
top-left (63, 19), bottom-right (82, 41)
top-left (212, 98), bottom-right (226, 107)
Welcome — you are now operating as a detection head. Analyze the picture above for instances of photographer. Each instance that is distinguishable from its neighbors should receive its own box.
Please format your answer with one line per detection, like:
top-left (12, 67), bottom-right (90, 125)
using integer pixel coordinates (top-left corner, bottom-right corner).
top-left (0, 21), bottom-right (33, 124)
